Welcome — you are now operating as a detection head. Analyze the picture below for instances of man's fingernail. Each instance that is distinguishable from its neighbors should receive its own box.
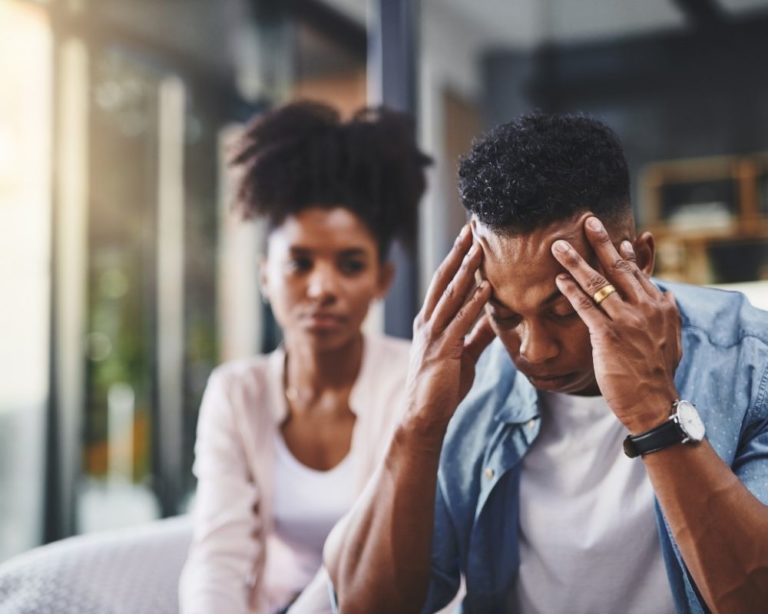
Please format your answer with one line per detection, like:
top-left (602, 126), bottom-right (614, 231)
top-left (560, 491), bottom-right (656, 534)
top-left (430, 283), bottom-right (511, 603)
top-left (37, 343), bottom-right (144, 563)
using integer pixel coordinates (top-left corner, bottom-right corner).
top-left (621, 240), bottom-right (635, 257)
top-left (552, 240), bottom-right (570, 254)
top-left (587, 217), bottom-right (603, 231)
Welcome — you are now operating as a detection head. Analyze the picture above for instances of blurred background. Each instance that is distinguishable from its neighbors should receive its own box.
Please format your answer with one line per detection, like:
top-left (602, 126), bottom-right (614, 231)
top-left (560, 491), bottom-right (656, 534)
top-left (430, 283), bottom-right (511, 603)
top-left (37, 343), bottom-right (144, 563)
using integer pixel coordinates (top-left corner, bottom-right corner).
top-left (2, 0), bottom-right (768, 562)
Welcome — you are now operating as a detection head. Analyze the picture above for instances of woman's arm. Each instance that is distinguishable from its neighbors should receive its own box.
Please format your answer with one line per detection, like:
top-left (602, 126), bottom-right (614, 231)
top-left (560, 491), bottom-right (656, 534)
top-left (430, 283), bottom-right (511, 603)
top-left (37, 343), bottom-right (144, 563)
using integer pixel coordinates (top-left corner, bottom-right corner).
top-left (179, 370), bottom-right (262, 614)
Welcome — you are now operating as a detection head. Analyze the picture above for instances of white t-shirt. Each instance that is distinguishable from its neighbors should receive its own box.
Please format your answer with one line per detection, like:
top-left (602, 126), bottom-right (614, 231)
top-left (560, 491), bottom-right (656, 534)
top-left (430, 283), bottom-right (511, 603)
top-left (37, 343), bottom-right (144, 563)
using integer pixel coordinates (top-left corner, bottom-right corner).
top-left (263, 434), bottom-right (357, 611)
top-left (515, 391), bottom-right (676, 614)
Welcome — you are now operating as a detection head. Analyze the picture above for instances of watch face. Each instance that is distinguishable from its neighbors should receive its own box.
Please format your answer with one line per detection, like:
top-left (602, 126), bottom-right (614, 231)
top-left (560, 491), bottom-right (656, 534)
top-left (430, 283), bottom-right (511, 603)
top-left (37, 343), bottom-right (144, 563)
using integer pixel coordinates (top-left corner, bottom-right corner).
top-left (676, 400), bottom-right (706, 441)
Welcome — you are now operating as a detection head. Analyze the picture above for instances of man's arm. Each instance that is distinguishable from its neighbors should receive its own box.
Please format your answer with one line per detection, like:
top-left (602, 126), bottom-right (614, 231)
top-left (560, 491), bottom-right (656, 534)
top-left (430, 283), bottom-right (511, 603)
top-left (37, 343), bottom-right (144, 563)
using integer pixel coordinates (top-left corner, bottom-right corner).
top-left (644, 439), bottom-right (768, 610)
top-left (324, 225), bottom-right (493, 613)
top-left (553, 215), bottom-right (768, 612)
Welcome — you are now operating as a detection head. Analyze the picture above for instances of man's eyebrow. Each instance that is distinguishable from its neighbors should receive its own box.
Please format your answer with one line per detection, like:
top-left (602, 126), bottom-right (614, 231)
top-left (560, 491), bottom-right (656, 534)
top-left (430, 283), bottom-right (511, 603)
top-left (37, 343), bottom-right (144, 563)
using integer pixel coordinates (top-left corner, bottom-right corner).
top-left (488, 288), bottom-right (564, 312)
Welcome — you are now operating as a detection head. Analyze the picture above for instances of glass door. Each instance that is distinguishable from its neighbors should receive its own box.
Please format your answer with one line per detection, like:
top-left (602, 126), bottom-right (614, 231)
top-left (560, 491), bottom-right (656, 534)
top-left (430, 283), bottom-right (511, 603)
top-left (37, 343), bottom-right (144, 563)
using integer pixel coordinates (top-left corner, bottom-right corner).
top-left (77, 44), bottom-right (228, 530)
top-left (0, 0), bottom-right (53, 562)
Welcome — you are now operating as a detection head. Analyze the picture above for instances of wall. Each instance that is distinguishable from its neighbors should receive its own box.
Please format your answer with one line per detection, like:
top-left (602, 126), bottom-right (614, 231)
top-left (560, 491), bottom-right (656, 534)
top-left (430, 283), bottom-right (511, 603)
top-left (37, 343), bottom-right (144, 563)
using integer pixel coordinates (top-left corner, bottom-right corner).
top-left (483, 14), bottom-right (768, 226)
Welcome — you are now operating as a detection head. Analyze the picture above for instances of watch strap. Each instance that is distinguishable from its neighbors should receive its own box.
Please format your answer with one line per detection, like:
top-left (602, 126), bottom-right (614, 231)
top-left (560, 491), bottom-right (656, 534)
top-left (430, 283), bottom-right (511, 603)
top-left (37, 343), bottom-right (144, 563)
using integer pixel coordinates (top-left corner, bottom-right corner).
top-left (623, 418), bottom-right (685, 458)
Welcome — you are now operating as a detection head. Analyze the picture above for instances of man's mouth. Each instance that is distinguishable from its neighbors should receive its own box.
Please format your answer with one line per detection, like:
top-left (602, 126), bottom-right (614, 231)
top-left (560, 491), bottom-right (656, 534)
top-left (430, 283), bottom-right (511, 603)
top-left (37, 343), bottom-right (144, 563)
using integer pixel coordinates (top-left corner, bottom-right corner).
top-left (525, 371), bottom-right (576, 388)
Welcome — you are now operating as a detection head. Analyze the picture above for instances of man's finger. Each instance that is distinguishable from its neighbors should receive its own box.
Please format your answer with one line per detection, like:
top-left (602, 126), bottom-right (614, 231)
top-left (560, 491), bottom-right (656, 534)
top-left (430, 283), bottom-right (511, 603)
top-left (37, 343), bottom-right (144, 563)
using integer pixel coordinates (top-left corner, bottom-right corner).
top-left (620, 239), bottom-right (663, 299)
top-left (555, 273), bottom-right (608, 330)
top-left (582, 217), bottom-right (643, 302)
top-left (619, 240), bottom-right (636, 263)
top-left (430, 242), bottom-right (483, 334)
top-left (551, 239), bottom-right (623, 315)
top-left (551, 237), bottom-right (630, 318)
top-left (464, 313), bottom-right (496, 364)
top-left (422, 225), bottom-right (473, 320)
top-left (443, 281), bottom-right (491, 342)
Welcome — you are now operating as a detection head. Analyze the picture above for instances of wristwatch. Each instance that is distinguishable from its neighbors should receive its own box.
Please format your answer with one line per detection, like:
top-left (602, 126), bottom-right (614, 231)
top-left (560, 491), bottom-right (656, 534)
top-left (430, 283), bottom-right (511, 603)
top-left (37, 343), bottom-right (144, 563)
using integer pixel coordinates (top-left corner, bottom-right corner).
top-left (623, 400), bottom-right (706, 458)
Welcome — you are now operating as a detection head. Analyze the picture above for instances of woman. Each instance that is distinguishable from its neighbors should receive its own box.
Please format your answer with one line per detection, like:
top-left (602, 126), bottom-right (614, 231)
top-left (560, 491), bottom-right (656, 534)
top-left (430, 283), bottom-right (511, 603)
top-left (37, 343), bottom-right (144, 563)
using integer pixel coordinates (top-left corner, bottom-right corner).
top-left (179, 101), bottom-right (430, 613)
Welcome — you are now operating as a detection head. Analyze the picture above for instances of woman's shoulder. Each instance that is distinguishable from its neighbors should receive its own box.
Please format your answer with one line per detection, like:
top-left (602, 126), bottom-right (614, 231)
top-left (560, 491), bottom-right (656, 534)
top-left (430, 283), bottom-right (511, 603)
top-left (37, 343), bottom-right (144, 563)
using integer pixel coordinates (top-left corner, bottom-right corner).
top-left (210, 352), bottom-right (275, 383)
top-left (203, 350), bottom-right (284, 413)
top-left (203, 349), bottom-right (284, 428)
top-left (365, 333), bottom-right (411, 363)
top-left (354, 333), bottom-right (411, 410)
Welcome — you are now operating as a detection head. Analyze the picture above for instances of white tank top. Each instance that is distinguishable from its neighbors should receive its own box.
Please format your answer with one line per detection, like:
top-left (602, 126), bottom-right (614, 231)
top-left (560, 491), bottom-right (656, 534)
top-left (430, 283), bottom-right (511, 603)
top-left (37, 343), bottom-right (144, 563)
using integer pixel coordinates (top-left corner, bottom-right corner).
top-left (263, 434), bottom-right (357, 611)
top-left (515, 391), bottom-right (676, 614)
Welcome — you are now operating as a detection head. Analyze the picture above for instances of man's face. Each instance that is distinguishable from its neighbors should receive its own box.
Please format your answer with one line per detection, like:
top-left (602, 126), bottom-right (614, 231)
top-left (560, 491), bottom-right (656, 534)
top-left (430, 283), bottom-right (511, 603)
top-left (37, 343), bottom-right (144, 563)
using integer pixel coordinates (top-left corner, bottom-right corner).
top-left (474, 212), bottom-right (608, 396)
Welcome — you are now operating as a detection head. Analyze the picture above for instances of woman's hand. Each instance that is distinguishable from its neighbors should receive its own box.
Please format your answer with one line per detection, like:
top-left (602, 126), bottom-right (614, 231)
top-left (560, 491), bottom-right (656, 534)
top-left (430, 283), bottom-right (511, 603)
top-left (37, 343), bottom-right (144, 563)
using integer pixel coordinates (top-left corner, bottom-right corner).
top-left (551, 216), bottom-right (682, 434)
top-left (404, 225), bottom-right (495, 435)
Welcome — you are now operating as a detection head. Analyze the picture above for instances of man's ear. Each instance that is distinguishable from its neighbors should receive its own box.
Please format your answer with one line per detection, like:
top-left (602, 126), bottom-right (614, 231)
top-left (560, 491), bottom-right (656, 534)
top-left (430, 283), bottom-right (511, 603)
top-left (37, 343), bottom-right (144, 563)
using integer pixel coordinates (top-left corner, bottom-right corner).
top-left (634, 231), bottom-right (656, 276)
top-left (376, 261), bottom-right (395, 299)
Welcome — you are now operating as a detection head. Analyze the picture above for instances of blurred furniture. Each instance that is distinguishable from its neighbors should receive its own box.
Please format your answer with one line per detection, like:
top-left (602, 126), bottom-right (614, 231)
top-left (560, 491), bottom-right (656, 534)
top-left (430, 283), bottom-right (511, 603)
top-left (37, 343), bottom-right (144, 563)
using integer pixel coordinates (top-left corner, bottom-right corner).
top-left (0, 516), bottom-right (191, 614)
top-left (641, 152), bottom-right (768, 284)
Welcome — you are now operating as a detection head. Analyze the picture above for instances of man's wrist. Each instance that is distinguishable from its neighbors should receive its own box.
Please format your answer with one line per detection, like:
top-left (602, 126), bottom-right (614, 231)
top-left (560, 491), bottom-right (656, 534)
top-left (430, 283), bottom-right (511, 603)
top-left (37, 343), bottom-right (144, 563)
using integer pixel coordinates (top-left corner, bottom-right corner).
top-left (623, 399), bottom-right (707, 459)
top-left (622, 391), bottom-right (679, 435)
top-left (396, 407), bottom-right (451, 453)
top-left (624, 410), bottom-right (671, 435)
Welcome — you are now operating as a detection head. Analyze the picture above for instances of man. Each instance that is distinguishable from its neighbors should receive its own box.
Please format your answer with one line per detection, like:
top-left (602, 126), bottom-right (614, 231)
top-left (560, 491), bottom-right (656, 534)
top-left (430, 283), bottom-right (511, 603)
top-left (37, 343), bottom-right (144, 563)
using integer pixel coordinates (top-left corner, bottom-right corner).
top-left (324, 113), bottom-right (768, 613)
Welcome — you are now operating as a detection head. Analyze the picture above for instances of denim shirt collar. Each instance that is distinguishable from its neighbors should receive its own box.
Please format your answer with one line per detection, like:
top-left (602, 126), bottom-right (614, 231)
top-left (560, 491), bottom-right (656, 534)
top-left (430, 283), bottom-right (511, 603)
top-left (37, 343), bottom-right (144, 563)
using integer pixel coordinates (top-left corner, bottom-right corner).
top-left (492, 369), bottom-right (540, 426)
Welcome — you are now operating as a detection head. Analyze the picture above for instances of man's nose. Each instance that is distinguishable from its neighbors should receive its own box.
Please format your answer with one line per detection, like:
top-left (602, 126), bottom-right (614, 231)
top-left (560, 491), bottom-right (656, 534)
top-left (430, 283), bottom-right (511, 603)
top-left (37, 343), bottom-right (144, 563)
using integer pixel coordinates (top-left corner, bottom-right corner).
top-left (519, 320), bottom-right (559, 365)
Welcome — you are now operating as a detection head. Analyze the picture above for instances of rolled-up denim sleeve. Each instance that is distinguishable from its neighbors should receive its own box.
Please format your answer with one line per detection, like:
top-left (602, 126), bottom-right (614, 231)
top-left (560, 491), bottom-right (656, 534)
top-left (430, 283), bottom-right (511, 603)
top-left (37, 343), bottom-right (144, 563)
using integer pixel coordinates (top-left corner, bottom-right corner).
top-left (733, 370), bottom-right (768, 505)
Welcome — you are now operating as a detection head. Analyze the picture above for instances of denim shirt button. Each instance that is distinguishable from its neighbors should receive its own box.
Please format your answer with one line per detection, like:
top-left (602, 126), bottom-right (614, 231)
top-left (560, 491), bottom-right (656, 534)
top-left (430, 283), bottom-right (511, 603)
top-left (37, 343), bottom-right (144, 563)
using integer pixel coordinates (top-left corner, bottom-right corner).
top-left (484, 467), bottom-right (495, 480)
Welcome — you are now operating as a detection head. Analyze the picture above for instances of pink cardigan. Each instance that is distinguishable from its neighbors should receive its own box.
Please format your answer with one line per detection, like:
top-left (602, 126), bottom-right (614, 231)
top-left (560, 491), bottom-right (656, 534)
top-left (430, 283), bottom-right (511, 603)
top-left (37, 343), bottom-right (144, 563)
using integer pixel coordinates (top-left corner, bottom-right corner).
top-left (179, 334), bottom-right (411, 613)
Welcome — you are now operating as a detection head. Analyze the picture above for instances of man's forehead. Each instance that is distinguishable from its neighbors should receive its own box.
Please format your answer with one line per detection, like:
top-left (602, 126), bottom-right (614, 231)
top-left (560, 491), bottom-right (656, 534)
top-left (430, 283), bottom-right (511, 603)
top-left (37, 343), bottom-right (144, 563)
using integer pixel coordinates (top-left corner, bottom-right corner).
top-left (473, 214), bottom-right (590, 265)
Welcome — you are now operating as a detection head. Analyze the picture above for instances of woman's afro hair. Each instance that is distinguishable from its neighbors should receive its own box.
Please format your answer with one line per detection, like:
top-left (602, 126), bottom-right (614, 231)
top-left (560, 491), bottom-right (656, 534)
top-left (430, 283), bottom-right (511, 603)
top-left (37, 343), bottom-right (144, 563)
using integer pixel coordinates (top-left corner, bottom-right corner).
top-left (459, 112), bottom-right (630, 233)
top-left (229, 100), bottom-right (431, 257)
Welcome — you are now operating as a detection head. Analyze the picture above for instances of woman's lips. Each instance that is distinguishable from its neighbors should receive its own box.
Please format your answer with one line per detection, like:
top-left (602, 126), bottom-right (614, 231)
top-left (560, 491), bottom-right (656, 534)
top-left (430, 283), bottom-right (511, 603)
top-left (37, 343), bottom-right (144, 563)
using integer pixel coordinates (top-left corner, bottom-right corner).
top-left (303, 313), bottom-right (347, 331)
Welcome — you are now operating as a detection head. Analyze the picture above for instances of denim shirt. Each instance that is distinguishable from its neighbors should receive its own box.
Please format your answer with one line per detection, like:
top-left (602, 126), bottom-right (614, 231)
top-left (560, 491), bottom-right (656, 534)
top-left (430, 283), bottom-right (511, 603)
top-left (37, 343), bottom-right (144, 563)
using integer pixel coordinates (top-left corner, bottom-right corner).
top-left (423, 281), bottom-right (768, 614)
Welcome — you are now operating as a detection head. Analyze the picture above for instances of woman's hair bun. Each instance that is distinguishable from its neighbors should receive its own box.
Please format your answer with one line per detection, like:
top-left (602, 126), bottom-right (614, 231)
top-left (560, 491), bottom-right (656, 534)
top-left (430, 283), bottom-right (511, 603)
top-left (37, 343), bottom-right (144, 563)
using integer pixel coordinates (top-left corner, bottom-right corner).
top-left (229, 100), bottom-right (431, 258)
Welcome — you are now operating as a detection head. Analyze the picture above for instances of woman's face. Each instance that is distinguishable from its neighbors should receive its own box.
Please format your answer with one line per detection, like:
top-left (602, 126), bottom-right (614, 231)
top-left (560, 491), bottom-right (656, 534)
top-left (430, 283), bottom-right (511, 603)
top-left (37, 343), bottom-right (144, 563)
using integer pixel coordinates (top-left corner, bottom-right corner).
top-left (261, 206), bottom-right (393, 352)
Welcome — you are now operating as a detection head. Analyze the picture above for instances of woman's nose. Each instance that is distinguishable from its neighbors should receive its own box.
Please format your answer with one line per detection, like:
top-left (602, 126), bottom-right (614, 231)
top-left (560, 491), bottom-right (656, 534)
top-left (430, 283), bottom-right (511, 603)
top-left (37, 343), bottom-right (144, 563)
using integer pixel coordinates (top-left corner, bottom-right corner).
top-left (306, 265), bottom-right (338, 301)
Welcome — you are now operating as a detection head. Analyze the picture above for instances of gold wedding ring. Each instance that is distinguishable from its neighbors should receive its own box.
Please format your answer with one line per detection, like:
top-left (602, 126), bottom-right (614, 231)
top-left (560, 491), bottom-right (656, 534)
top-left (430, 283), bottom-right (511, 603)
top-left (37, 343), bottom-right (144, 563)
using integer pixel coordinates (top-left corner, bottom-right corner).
top-left (593, 284), bottom-right (617, 305)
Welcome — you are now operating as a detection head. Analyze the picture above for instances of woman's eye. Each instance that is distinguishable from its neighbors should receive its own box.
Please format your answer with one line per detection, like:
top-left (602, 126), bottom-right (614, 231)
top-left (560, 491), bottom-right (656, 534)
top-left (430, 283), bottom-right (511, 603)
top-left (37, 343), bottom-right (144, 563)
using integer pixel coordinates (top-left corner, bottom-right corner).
top-left (287, 257), bottom-right (312, 273)
top-left (339, 259), bottom-right (366, 275)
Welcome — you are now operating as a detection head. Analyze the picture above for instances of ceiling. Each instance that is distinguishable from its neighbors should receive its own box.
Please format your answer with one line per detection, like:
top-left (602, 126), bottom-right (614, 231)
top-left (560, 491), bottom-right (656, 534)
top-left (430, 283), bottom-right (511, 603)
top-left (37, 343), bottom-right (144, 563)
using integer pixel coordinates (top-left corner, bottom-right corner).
top-left (322, 0), bottom-right (768, 48)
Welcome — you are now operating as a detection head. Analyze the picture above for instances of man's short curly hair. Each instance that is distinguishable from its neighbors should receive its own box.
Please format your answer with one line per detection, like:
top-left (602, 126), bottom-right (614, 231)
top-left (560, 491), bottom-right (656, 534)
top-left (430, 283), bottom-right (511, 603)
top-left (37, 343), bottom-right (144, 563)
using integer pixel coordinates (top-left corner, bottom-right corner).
top-left (229, 100), bottom-right (431, 259)
top-left (458, 112), bottom-right (630, 233)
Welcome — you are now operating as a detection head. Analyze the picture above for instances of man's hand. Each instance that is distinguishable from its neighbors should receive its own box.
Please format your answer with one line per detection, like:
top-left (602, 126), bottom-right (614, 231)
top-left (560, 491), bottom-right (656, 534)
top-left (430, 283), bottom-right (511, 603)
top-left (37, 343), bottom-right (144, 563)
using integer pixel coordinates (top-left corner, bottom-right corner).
top-left (404, 224), bottom-right (495, 435)
top-left (550, 215), bottom-right (682, 433)
top-left (550, 216), bottom-right (768, 612)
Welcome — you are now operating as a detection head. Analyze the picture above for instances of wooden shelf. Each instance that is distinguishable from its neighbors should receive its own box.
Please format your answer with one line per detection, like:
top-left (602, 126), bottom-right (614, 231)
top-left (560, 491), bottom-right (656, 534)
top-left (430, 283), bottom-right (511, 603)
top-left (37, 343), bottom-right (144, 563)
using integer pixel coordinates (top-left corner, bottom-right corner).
top-left (640, 152), bottom-right (768, 285)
